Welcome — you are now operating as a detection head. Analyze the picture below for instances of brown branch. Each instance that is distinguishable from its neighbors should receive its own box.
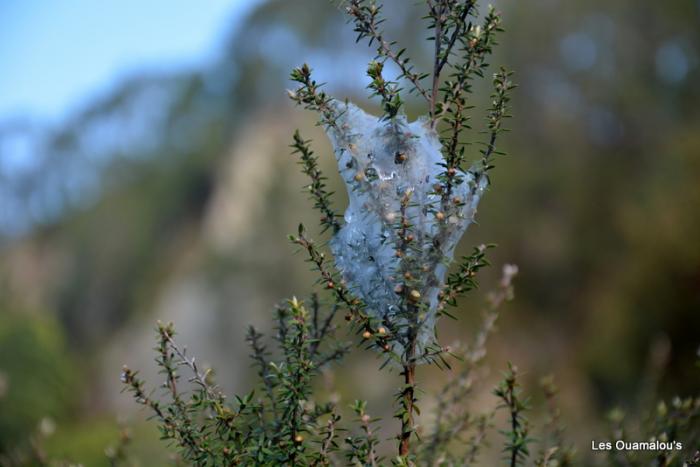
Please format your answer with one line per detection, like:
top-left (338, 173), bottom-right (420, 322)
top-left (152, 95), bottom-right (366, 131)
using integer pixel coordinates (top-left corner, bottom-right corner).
top-left (399, 359), bottom-right (417, 458)
top-left (430, 0), bottom-right (447, 121)
top-left (347, 1), bottom-right (430, 103)
top-left (435, 1), bottom-right (474, 76)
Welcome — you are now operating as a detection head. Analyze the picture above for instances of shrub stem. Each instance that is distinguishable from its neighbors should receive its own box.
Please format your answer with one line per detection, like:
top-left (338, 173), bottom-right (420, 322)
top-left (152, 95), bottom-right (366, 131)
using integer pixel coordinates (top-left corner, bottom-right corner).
top-left (399, 356), bottom-right (417, 457)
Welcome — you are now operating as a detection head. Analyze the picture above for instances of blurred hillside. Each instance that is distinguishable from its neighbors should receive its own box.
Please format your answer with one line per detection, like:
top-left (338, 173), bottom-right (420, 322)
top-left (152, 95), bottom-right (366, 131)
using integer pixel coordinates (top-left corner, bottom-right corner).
top-left (0, 0), bottom-right (698, 463)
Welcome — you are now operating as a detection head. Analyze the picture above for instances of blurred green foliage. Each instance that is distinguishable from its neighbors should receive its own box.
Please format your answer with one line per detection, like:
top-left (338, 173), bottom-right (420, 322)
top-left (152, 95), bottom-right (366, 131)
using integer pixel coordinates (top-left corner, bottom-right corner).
top-left (0, 312), bottom-right (77, 451)
top-left (43, 420), bottom-right (166, 466)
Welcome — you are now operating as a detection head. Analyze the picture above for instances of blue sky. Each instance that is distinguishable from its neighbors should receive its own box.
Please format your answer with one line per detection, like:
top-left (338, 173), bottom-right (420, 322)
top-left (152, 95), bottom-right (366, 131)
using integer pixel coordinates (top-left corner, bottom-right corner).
top-left (0, 0), bottom-right (258, 124)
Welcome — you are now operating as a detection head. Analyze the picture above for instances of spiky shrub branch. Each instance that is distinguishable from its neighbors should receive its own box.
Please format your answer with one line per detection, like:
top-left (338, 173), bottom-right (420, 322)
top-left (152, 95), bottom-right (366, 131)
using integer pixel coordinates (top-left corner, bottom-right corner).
top-left (418, 263), bottom-right (517, 466)
top-left (494, 363), bottom-right (532, 467)
top-left (121, 301), bottom-right (351, 466)
top-left (289, 0), bottom-right (514, 459)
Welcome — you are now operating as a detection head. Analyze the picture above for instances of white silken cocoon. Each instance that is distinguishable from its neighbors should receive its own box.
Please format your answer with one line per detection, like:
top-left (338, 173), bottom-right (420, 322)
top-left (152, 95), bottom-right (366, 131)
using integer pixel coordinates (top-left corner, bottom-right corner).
top-left (325, 100), bottom-right (487, 355)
